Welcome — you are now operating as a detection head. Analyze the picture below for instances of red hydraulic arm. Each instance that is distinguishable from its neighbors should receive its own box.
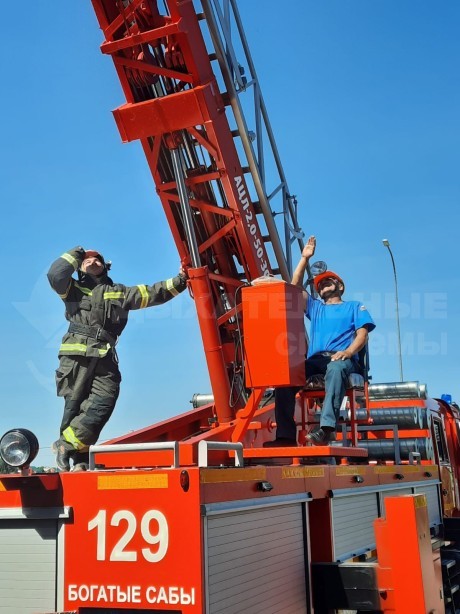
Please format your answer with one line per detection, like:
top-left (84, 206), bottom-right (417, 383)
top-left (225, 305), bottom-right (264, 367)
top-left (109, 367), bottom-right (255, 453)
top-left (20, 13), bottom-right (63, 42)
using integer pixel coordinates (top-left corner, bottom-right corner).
top-left (90, 0), bottom-right (289, 425)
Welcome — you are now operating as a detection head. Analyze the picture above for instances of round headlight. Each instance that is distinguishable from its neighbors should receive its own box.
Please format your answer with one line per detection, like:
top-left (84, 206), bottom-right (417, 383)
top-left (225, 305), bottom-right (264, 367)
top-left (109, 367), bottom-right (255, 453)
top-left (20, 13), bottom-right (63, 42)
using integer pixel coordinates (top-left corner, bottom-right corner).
top-left (0, 429), bottom-right (39, 468)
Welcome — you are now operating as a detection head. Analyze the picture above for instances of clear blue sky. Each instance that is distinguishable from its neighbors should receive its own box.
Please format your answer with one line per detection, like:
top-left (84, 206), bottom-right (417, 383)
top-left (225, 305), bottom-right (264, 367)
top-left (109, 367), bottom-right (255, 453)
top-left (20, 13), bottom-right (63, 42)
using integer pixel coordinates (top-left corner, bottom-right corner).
top-left (0, 1), bottom-right (459, 467)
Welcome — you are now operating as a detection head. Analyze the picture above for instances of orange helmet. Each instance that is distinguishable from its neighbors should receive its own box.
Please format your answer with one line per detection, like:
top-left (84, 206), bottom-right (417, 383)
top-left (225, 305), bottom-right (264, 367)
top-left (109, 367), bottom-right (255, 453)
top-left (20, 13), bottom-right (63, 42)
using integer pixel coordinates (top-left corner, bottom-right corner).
top-left (313, 270), bottom-right (345, 293)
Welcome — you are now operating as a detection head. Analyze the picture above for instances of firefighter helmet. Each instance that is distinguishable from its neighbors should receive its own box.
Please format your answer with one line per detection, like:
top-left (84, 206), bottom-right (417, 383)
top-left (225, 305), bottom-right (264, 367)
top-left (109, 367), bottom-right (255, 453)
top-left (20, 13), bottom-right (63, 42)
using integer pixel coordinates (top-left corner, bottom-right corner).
top-left (84, 249), bottom-right (105, 263)
top-left (83, 250), bottom-right (111, 271)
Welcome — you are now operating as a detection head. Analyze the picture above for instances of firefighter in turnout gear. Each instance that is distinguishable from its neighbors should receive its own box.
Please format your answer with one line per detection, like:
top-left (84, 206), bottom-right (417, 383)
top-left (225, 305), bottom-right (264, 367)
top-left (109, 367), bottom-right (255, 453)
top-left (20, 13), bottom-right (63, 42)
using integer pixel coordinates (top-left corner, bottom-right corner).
top-left (48, 246), bottom-right (187, 471)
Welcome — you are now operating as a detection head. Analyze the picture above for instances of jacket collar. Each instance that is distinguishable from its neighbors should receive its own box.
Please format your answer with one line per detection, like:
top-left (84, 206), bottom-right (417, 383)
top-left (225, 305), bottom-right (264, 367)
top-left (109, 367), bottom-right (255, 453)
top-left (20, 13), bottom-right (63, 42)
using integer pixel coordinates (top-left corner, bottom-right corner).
top-left (78, 271), bottom-right (113, 288)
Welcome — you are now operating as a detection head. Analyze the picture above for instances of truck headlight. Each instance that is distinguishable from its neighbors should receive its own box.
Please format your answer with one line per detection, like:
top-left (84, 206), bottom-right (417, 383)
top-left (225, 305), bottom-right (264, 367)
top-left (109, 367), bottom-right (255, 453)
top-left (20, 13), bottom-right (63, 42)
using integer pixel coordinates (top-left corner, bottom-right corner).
top-left (0, 429), bottom-right (39, 468)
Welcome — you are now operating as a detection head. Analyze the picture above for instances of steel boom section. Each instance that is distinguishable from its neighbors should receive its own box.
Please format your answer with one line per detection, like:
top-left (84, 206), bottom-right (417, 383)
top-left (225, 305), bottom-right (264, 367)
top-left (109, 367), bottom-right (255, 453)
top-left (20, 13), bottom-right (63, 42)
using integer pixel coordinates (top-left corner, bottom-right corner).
top-left (89, 0), bottom-right (295, 422)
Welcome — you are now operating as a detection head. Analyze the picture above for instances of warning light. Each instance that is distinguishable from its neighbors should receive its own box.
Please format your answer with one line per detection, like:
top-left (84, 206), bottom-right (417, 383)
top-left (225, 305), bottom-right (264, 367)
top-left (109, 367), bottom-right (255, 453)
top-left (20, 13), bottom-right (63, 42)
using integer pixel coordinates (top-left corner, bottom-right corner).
top-left (180, 470), bottom-right (190, 492)
top-left (0, 429), bottom-right (39, 469)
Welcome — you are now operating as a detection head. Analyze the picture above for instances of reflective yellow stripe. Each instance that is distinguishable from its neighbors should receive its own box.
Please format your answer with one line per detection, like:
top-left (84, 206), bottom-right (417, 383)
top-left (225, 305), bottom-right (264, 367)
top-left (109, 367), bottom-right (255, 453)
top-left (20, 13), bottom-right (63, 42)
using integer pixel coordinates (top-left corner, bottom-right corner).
top-left (59, 282), bottom-right (72, 299)
top-left (99, 344), bottom-right (110, 357)
top-left (60, 343), bottom-right (110, 356)
top-left (104, 291), bottom-right (125, 300)
top-left (59, 343), bottom-right (87, 354)
top-left (137, 285), bottom-right (149, 309)
top-left (62, 427), bottom-right (86, 451)
top-left (75, 283), bottom-right (92, 296)
top-left (61, 252), bottom-right (78, 269)
top-left (166, 278), bottom-right (179, 297)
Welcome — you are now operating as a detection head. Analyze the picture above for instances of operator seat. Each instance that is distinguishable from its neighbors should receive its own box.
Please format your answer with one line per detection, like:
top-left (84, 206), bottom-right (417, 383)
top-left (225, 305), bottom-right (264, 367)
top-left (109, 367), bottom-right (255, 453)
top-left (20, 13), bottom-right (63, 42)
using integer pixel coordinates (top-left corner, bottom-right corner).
top-left (299, 345), bottom-right (370, 447)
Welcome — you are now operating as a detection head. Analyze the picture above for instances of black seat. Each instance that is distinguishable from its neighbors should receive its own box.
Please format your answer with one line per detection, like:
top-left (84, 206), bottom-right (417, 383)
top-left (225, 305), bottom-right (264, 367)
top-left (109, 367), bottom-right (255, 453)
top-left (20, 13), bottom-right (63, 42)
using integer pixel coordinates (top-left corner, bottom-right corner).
top-left (304, 344), bottom-right (369, 390)
top-left (300, 344), bottom-right (371, 446)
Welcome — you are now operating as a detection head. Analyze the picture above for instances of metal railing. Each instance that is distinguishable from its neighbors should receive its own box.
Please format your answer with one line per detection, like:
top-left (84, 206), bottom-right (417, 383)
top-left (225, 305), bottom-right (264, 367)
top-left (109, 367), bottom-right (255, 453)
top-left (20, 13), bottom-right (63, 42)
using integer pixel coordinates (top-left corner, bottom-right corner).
top-left (89, 442), bottom-right (180, 470)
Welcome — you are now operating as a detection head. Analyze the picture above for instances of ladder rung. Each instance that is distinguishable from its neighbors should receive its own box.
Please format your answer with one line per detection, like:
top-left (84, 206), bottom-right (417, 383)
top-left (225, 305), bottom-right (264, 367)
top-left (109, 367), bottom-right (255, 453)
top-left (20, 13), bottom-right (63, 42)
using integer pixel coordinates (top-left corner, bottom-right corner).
top-left (252, 201), bottom-right (262, 214)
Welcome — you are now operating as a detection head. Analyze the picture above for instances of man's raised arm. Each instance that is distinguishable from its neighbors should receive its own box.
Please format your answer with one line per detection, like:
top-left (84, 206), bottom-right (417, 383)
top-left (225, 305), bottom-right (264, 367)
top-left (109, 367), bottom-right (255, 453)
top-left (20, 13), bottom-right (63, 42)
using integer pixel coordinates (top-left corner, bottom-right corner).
top-left (291, 235), bottom-right (316, 311)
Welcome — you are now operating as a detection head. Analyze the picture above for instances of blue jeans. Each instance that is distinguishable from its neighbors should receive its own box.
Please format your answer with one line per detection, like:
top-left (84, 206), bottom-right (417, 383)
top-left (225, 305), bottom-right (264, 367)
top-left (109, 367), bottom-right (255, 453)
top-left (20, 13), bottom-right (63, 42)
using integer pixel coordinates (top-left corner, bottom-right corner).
top-left (274, 354), bottom-right (359, 440)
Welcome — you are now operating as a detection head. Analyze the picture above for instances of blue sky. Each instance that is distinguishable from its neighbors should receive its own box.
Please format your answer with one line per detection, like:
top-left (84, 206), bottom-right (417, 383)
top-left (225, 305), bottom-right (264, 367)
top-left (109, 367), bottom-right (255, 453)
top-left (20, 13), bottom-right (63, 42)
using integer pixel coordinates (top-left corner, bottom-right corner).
top-left (1, 1), bottom-right (459, 467)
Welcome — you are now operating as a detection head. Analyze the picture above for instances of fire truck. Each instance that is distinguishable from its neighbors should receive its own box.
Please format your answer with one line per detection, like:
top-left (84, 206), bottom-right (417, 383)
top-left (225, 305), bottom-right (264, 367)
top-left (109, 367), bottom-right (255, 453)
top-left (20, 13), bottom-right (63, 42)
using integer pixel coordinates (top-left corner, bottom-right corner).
top-left (0, 1), bottom-right (459, 612)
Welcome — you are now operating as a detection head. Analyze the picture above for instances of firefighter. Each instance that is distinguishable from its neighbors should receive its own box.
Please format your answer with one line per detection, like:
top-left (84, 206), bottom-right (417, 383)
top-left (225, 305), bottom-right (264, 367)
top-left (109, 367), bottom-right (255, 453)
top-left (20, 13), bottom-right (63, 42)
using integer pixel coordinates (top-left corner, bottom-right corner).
top-left (264, 235), bottom-right (375, 447)
top-left (48, 246), bottom-right (187, 471)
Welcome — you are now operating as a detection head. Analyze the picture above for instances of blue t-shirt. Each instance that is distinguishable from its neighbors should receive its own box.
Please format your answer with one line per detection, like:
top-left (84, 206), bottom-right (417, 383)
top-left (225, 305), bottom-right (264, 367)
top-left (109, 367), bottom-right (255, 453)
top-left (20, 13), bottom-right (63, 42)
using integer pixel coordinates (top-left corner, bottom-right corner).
top-left (306, 297), bottom-right (376, 358)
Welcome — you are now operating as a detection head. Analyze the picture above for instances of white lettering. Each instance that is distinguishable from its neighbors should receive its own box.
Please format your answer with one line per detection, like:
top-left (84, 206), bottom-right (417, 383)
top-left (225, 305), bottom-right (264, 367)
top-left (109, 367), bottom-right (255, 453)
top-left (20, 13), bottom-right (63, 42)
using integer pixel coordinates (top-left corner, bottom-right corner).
top-left (425, 293), bottom-right (448, 319)
top-left (107, 585), bottom-right (117, 601)
top-left (69, 583), bottom-right (197, 606)
top-left (353, 291), bottom-right (448, 320)
top-left (181, 587), bottom-right (196, 605)
top-left (110, 510), bottom-right (137, 561)
top-left (169, 587), bottom-right (179, 604)
top-left (233, 176), bottom-right (269, 276)
top-left (418, 332), bottom-right (448, 356)
top-left (69, 584), bottom-right (146, 604)
top-left (97, 585), bottom-right (107, 602)
top-left (132, 586), bottom-right (141, 603)
top-left (116, 586), bottom-right (128, 602)
top-left (275, 331), bottom-right (304, 357)
top-left (370, 332), bottom-right (448, 357)
top-left (146, 586), bottom-right (157, 603)
top-left (141, 510), bottom-right (169, 562)
top-left (399, 334), bottom-right (415, 355)
top-left (88, 509), bottom-right (169, 563)
top-left (145, 586), bottom-right (196, 605)
top-left (157, 586), bottom-right (168, 603)
top-left (88, 509), bottom-right (106, 561)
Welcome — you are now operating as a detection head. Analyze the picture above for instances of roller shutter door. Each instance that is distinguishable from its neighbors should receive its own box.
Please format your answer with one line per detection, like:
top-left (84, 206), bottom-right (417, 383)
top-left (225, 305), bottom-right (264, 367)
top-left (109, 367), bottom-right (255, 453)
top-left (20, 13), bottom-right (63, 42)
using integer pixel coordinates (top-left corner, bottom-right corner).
top-left (413, 484), bottom-right (442, 528)
top-left (0, 519), bottom-right (57, 613)
top-left (331, 493), bottom-right (379, 562)
top-left (206, 502), bottom-right (308, 614)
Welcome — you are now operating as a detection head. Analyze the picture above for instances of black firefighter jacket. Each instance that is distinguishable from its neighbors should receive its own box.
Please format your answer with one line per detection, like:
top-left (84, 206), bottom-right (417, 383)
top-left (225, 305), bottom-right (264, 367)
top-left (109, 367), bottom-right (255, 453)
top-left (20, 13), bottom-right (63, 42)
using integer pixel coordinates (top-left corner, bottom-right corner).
top-left (48, 246), bottom-right (187, 359)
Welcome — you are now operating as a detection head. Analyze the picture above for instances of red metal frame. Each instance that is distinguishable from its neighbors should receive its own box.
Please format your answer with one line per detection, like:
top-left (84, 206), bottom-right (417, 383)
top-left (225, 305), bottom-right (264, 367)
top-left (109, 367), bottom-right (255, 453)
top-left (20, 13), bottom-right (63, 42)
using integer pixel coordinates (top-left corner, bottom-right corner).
top-left (91, 0), bottom-right (279, 426)
top-left (375, 494), bottom-right (444, 612)
top-left (299, 385), bottom-right (368, 447)
top-left (0, 4), bottom-right (456, 614)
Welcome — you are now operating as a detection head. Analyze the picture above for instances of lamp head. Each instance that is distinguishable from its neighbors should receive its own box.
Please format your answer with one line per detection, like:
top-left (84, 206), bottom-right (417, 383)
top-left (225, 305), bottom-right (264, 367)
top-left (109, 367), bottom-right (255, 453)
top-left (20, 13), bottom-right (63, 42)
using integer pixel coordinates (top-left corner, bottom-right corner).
top-left (382, 239), bottom-right (390, 247)
top-left (310, 260), bottom-right (327, 276)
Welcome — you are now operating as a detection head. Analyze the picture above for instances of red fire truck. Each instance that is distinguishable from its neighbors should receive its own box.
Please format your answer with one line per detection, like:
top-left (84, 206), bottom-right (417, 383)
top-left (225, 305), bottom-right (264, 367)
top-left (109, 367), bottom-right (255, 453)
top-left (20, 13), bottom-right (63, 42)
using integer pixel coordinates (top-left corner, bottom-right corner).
top-left (0, 1), bottom-right (459, 612)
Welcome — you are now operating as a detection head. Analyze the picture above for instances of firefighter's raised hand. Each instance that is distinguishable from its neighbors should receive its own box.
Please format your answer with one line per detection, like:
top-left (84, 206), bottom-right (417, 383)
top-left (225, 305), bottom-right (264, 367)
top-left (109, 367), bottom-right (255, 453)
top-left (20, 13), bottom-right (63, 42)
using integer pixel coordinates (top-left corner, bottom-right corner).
top-left (301, 236), bottom-right (316, 261)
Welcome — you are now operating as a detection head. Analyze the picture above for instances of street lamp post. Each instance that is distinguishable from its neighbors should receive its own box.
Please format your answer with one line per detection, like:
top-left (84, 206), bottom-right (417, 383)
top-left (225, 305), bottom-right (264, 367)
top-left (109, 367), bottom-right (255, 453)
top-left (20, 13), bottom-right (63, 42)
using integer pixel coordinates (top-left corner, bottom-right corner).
top-left (382, 239), bottom-right (404, 382)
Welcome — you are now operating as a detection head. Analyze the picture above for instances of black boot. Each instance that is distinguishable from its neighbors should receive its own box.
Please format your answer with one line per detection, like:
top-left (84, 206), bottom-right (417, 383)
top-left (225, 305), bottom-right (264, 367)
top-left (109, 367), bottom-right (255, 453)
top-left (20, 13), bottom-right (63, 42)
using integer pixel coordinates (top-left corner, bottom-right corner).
top-left (72, 450), bottom-right (89, 472)
top-left (306, 427), bottom-right (336, 446)
top-left (51, 438), bottom-right (74, 472)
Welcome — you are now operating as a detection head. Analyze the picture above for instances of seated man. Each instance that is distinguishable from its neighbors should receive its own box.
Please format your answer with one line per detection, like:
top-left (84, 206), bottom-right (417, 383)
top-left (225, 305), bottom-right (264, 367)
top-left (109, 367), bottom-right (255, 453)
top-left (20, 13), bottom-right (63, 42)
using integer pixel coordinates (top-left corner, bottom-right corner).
top-left (265, 236), bottom-right (375, 447)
